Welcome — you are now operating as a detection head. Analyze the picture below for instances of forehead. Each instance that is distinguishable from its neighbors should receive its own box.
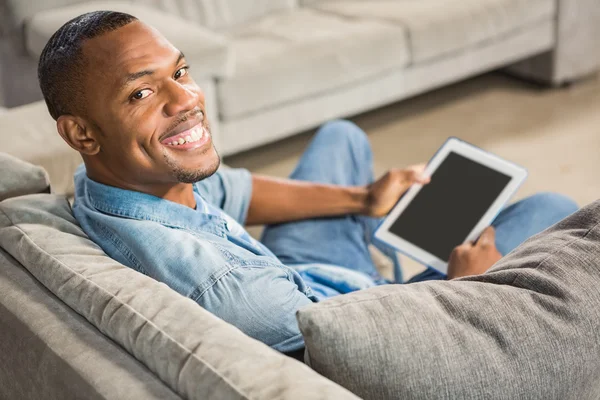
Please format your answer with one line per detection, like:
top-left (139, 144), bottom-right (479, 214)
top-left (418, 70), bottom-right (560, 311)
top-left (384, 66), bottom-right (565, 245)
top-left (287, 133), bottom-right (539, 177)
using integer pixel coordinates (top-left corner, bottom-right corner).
top-left (82, 21), bottom-right (178, 88)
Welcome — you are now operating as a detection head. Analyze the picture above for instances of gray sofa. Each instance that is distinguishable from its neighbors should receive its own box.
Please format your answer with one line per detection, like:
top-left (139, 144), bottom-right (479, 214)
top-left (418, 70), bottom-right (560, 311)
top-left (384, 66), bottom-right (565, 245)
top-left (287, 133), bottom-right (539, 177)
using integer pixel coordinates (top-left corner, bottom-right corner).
top-left (1, 0), bottom-right (599, 155)
top-left (0, 152), bottom-right (360, 400)
top-left (1, 87), bottom-right (600, 399)
top-left (3, 151), bottom-right (600, 399)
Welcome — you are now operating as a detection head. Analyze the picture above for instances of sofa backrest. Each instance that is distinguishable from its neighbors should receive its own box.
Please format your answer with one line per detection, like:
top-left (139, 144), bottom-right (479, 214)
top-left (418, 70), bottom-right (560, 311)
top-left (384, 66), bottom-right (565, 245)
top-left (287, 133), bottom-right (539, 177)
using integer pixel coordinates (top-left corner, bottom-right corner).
top-left (134, 0), bottom-right (298, 30)
top-left (296, 0), bottom-right (335, 6)
top-left (5, 0), bottom-right (298, 31)
top-left (0, 191), bottom-right (359, 400)
top-left (0, 154), bottom-right (179, 399)
top-left (3, 0), bottom-right (84, 28)
top-left (0, 154), bottom-right (358, 399)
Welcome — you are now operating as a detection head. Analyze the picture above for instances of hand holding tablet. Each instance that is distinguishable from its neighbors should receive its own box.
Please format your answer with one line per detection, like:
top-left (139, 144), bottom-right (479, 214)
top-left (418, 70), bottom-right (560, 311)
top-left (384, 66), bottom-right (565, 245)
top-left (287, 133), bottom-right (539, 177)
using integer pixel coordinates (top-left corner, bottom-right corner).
top-left (374, 137), bottom-right (527, 274)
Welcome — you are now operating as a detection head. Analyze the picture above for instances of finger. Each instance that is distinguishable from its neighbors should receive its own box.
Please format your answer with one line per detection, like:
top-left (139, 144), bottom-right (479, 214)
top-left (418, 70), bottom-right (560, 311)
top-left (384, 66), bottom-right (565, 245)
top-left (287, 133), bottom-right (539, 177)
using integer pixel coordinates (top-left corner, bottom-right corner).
top-left (454, 242), bottom-right (473, 254)
top-left (410, 163), bottom-right (427, 174)
top-left (416, 175), bottom-right (431, 185)
top-left (408, 164), bottom-right (430, 184)
top-left (477, 226), bottom-right (496, 247)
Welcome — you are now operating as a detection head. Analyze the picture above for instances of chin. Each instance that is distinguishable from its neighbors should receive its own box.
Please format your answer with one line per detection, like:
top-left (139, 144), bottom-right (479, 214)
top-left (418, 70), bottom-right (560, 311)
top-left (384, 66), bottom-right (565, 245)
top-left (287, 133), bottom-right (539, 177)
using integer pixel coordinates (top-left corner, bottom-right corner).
top-left (169, 146), bottom-right (221, 183)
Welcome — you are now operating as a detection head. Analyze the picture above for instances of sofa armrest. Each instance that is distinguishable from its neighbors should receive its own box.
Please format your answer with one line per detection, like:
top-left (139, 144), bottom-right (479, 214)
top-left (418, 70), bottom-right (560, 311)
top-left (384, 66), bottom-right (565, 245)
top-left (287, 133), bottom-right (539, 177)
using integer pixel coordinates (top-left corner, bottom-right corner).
top-left (0, 152), bottom-right (50, 201)
top-left (25, 1), bottom-right (233, 79)
top-left (509, 0), bottom-right (600, 85)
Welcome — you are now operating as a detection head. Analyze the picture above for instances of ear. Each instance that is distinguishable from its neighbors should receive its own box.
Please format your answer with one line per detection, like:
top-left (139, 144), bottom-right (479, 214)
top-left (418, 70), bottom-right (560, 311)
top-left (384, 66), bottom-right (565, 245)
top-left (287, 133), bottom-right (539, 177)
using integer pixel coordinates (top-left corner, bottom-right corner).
top-left (56, 115), bottom-right (101, 155)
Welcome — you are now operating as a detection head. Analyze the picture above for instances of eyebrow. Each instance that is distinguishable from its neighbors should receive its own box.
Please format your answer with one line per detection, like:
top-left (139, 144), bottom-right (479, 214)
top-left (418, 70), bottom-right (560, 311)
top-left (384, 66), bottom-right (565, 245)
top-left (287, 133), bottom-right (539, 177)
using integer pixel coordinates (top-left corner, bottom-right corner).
top-left (120, 52), bottom-right (186, 90)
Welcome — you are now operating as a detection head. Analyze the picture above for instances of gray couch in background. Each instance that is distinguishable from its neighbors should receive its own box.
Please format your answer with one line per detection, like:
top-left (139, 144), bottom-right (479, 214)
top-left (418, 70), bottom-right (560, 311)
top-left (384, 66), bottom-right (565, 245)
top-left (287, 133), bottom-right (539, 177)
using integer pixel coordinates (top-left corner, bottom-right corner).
top-left (1, 0), bottom-right (599, 156)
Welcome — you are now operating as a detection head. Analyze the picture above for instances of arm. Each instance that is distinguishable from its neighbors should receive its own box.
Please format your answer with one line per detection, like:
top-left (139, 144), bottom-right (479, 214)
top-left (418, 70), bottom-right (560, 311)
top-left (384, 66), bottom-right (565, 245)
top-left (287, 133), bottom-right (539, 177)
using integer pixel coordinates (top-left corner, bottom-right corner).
top-left (245, 175), bottom-right (368, 226)
top-left (200, 265), bottom-right (314, 353)
top-left (245, 166), bottom-right (430, 226)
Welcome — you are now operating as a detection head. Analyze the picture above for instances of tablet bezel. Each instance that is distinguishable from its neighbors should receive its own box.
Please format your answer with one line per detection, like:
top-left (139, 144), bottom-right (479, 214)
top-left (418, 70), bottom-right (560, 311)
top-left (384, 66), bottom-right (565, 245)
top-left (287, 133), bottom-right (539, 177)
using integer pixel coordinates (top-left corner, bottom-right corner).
top-left (374, 137), bottom-right (527, 275)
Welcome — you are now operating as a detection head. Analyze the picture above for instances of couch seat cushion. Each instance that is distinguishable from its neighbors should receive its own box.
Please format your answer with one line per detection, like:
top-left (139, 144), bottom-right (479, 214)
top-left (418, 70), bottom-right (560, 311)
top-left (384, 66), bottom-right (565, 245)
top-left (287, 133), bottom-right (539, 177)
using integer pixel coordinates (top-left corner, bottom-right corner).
top-left (0, 194), bottom-right (359, 400)
top-left (310, 0), bottom-right (556, 63)
top-left (0, 101), bottom-right (78, 196)
top-left (297, 200), bottom-right (600, 399)
top-left (26, 1), bottom-right (232, 79)
top-left (218, 8), bottom-right (409, 119)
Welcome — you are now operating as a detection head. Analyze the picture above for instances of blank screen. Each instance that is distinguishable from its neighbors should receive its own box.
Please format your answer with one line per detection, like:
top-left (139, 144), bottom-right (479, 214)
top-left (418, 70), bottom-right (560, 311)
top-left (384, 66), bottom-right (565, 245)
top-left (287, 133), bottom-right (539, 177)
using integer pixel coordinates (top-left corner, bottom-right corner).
top-left (389, 151), bottom-right (511, 261)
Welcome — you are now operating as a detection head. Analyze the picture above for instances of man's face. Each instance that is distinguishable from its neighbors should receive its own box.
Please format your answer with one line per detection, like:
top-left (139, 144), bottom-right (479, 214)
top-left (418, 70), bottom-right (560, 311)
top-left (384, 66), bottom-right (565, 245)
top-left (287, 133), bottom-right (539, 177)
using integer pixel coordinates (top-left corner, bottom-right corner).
top-left (80, 21), bottom-right (219, 186)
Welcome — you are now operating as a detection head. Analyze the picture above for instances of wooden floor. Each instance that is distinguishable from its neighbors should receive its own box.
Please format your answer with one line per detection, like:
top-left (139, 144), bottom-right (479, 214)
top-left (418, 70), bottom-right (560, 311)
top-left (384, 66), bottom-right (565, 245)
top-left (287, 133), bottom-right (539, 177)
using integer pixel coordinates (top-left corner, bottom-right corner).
top-left (226, 71), bottom-right (600, 279)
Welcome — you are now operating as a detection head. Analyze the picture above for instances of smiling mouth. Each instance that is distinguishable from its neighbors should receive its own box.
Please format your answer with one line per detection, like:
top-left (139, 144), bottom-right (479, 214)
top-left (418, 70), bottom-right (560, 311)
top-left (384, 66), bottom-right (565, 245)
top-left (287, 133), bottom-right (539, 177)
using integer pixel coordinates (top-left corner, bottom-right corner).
top-left (160, 123), bottom-right (211, 151)
top-left (162, 124), bottom-right (204, 145)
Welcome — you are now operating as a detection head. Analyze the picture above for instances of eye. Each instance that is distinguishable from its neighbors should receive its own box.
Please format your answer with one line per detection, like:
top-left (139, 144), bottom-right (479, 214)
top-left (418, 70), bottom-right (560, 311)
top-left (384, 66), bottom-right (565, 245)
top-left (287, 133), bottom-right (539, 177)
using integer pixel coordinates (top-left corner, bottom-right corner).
top-left (174, 66), bottom-right (189, 80)
top-left (131, 89), bottom-right (153, 101)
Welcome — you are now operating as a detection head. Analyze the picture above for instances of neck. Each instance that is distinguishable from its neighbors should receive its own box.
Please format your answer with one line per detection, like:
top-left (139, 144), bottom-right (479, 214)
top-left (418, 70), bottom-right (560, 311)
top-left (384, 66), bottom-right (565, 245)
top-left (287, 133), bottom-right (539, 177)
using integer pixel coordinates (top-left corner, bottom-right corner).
top-left (85, 165), bottom-right (196, 209)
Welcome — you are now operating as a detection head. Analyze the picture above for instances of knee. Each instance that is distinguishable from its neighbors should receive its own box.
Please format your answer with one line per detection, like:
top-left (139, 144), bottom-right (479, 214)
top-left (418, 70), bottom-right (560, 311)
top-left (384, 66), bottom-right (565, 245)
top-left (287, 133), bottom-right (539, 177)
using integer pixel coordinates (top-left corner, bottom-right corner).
top-left (523, 192), bottom-right (579, 220)
top-left (315, 120), bottom-right (370, 152)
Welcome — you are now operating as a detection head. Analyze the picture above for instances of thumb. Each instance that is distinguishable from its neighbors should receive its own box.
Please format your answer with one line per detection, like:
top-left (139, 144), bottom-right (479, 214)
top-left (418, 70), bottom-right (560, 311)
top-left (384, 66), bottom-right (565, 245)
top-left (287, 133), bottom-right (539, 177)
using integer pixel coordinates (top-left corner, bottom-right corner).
top-left (477, 226), bottom-right (496, 247)
top-left (407, 165), bottom-right (430, 185)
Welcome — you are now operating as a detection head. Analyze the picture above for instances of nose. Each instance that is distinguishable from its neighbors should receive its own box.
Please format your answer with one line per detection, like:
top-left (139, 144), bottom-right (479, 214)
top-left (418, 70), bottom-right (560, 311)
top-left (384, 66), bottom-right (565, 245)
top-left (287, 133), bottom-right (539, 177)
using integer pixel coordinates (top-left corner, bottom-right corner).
top-left (162, 81), bottom-right (202, 117)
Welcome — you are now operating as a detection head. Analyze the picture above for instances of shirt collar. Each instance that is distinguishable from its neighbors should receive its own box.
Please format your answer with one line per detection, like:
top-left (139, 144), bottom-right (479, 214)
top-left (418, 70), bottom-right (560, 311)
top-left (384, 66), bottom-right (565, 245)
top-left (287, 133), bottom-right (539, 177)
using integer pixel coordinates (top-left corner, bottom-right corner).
top-left (75, 167), bottom-right (228, 237)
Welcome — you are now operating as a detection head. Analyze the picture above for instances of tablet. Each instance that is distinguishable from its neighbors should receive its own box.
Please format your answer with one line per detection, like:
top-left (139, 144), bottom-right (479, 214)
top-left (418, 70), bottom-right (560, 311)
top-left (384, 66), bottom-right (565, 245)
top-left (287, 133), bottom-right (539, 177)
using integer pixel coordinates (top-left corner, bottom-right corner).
top-left (374, 137), bottom-right (527, 274)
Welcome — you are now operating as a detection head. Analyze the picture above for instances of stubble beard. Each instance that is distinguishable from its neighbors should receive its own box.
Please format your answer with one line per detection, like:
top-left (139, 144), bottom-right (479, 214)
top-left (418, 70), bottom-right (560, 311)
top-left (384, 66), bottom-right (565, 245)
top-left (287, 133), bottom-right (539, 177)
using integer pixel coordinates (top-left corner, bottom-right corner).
top-left (163, 125), bottom-right (221, 184)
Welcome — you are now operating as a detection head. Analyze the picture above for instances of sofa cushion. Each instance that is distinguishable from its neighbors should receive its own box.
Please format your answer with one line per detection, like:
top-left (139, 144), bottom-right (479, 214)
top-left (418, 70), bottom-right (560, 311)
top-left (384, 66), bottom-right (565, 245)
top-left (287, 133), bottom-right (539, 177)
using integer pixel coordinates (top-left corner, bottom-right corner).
top-left (136, 0), bottom-right (297, 30)
top-left (0, 248), bottom-right (181, 400)
top-left (0, 101), bottom-right (79, 196)
top-left (0, 194), bottom-right (359, 400)
top-left (8, 0), bottom-right (296, 32)
top-left (0, 152), bottom-right (50, 201)
top-left (310, 0), bottom-right (555, 63)
top-left (297, 200), bottom-right (600, 399)
top-left (26, 1), bottom-right (233, 78)
top-left (217, 8), bottom-right (409, 119)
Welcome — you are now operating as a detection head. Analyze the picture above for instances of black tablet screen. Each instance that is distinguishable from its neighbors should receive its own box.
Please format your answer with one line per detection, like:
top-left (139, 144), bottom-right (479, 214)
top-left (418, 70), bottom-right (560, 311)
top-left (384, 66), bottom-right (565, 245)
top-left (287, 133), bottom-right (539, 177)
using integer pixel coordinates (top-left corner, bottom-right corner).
top-left (389, 151), bottom-right (512, 261)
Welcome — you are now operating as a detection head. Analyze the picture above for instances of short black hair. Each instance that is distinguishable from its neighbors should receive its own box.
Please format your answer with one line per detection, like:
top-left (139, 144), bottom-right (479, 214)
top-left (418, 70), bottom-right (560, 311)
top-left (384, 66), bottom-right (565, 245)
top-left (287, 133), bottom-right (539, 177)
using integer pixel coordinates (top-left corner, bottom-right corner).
top-left (38, 11), bottom-right (138, 120)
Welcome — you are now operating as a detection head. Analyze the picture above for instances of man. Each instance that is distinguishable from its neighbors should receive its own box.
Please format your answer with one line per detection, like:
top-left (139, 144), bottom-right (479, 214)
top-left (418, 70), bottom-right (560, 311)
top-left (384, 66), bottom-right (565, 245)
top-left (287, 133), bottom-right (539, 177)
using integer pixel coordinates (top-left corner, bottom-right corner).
top-left (38, 11), bottom-right (578, 354)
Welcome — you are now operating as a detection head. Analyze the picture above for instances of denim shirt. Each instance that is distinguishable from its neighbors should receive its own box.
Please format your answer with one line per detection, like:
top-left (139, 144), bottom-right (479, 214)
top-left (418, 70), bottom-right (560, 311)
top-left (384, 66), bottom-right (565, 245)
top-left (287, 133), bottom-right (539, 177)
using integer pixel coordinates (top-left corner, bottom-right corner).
top-left (72, 166), bottom-right (318, 353)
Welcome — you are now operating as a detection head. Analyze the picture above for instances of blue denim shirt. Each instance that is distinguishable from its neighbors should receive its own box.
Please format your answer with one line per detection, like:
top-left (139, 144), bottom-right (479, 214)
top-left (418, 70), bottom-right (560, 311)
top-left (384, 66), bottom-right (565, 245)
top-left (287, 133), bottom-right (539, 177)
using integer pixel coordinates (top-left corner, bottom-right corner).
top-left (73, 166), bottom-right (319, 352)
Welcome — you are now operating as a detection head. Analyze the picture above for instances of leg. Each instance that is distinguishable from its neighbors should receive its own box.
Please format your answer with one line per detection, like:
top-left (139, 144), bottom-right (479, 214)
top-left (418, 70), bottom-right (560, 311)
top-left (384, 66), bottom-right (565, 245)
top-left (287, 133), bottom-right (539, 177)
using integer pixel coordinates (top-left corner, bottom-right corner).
top-left (408, 192), bottom-right (578, 283)
top-left (492, 192), bottom-right (578, 255)
top-left (260, 120), bottom-right (393, 280)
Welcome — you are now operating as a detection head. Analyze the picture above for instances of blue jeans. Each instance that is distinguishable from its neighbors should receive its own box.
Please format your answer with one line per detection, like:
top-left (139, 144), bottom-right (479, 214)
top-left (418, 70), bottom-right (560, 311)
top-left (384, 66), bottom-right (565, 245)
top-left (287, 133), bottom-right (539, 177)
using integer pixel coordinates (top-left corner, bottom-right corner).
top-left (261, 120), bottom-right (578, 287)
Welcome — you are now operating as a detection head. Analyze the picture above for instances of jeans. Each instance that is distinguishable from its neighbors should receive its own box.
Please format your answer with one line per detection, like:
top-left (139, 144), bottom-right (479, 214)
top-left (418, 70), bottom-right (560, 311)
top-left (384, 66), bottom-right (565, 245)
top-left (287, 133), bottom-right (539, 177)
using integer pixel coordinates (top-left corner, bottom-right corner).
top-left (261, 120), bottom-right (579, 286)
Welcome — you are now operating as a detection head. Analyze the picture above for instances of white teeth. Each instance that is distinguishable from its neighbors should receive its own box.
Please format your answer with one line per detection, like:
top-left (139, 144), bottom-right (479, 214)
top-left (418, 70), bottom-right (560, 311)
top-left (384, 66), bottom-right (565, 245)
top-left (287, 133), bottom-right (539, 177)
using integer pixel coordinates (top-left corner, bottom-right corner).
top-left (166, 126), bottom-right (206, 146)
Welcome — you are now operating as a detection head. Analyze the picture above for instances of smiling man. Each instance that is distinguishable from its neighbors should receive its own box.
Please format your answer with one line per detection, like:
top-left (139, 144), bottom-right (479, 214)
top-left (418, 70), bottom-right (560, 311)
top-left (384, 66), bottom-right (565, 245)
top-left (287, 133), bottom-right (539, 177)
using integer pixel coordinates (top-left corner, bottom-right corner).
top-left (38, 11), bottom-right (578, 354)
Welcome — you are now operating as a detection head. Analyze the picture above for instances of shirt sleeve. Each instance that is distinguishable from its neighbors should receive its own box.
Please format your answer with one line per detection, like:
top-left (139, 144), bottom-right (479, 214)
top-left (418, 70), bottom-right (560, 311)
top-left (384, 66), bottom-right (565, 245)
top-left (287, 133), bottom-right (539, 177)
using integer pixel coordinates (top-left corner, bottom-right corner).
top-left (194, 167), bottom-right (253, 225)
top-left (198, 265), bottom-right (314, 353)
